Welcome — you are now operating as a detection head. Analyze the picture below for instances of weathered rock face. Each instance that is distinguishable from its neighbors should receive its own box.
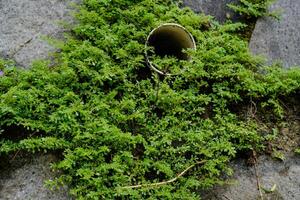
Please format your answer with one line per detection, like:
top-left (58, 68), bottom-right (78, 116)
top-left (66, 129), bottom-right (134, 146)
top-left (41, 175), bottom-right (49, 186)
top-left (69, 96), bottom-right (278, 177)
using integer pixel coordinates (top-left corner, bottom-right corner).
top-left (203, 154), bottom-right (300, 200)
top-left (0, 0), bottom-right (79, 68)
top-left (182, 0), bottom-right (240, 22)
top-left (202, 116), bottom-right (300, 200)
top-left (0, 1), bottom-right (79, 199)
top-left (0, 154), bottom-right (71, 200)
top-left (0, 0), bottom-right (299, 200)
top-left (250, 0), bottom-right (300, 68)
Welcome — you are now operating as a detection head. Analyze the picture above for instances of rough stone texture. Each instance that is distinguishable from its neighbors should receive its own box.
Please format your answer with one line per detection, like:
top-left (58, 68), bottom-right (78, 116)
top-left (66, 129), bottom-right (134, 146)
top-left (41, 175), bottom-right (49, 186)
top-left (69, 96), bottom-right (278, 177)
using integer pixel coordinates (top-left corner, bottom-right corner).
top-left (0, 0), bottom-right (79, 68)
top-left (0, 1), bottom-right (78, 199)
top-left (0, 0), bottom-right (299, 199)
top-left (182, 0), bottom-right (240, 22)
top-left (0, 154), bottom-right (71, 200)
top-left (203, 154), bottom-right (300, 200)
top-left (250, 0), bottom-right (300, 68)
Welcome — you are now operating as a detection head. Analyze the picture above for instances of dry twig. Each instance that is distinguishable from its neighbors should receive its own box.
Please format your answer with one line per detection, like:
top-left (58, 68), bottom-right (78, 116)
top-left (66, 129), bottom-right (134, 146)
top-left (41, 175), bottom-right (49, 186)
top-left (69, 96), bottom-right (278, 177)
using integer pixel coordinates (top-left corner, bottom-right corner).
top-left (121, 160), bottom-right (207, 189)
top-left (253, 151), bottom-right (264, 200)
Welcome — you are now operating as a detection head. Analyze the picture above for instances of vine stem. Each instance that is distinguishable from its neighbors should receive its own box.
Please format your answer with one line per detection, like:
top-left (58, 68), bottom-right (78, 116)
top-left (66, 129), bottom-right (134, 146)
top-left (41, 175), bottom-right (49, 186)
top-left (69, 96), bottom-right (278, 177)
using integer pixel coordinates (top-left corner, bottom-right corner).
top-left (12, 131), bottom-right (39, 161)
top-left (120, 160), bottom-right (207, 189)
top-left (153, 73), bottom-right (163, 105)
top-left (255, 162), bottom-right (264, 200)
top-left (253, 150), bottom-right (264, 200)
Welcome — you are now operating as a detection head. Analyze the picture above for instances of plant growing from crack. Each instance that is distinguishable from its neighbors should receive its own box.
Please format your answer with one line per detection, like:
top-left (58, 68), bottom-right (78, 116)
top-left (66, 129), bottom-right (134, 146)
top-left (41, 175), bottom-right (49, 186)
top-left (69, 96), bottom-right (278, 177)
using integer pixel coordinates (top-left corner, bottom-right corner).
top-left (0, 0), bottom-right (299, 199)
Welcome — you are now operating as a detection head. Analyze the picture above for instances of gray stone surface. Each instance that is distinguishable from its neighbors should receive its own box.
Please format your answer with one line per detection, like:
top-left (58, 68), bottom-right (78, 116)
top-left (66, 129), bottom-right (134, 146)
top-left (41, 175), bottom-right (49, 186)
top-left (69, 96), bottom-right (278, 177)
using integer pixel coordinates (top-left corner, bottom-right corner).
top-left (182, 0), bottom-right (240, 22)
top-left (0, 0), bottom-right (79, 68)
top-left (0, 0), bottom-right (299, 199)
top-left (250, 0), bottom-right (300, 68)
top-left (0, 1), bottom-right (78, 199)
top-left (203, 154), bottom-right (300, 200)
top-left (0, 154), bottom-right (71, 200)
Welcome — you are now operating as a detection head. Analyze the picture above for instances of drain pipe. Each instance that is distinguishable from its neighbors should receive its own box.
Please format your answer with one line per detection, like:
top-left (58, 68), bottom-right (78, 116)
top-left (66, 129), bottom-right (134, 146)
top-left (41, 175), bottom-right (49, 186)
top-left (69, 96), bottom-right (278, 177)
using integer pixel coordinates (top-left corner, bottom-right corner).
top-left (145, 23), bottom-right (196, 76)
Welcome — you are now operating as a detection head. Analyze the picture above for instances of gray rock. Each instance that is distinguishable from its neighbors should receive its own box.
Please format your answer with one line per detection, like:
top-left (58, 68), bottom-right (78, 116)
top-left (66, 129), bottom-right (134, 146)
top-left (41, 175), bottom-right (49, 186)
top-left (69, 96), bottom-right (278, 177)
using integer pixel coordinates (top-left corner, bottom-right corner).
top-left (203, 154), bottom-right (300, 200)
top-left (250, 0), bottom-right (300, 68)
top-left (0, 1), bottom-right (79, 198)
top-left (182, 0), bottom-right (240, 22)
top-left (0, 153), bottom-right (71, 200)
top-left (0, 0), bottom-right (80, 68)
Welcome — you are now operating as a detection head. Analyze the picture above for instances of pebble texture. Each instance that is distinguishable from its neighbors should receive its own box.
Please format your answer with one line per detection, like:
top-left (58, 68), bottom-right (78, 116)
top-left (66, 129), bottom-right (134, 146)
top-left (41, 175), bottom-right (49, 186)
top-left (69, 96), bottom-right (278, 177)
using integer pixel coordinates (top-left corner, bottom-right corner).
top-left (250, 0), bottom-right (300, 68)
top-left (0, 154), bottom-right (71, 200)
top-left (182, 0), bottom-right (240, 22)
top-left (0, 0), bottom-right (79, 68)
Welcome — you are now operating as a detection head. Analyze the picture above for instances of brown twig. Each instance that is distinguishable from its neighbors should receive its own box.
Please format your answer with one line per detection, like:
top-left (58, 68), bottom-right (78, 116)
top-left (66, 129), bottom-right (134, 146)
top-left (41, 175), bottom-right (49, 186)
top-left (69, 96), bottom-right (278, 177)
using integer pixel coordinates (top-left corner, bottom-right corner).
top-left (11, 149), bottom-right (21, 161)
top-left (154, 78), bottom-right (160, 104)
top-left (11, 131), bottom-right (39, 161)
top-left (247, 98), bottom-right (257, 119)
top-left (223, 195), bottom-right (233, 200)
top-left (9, 37), bottom-right (34, 57)
top-left (278, 99), bottom-right (290, 114)
top-left (253, 151), bottom-right (264, 200)
top-left (120, 160), bottom-right (207, 189)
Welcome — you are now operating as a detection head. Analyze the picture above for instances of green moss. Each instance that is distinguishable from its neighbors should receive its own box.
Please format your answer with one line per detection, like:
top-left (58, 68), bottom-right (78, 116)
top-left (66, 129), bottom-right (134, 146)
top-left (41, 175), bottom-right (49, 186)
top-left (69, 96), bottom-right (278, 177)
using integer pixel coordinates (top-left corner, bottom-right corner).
top-left (228, 0), bottom-right (280, 19)
top-left (0, 0), bottom-right (299, 199)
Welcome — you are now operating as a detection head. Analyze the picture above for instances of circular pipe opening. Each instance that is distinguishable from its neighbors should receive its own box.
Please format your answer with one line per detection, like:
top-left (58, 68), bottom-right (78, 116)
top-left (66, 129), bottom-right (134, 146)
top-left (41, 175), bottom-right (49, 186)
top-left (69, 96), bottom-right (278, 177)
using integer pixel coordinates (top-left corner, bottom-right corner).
top-left (145, 23), bottom-right (196, 75)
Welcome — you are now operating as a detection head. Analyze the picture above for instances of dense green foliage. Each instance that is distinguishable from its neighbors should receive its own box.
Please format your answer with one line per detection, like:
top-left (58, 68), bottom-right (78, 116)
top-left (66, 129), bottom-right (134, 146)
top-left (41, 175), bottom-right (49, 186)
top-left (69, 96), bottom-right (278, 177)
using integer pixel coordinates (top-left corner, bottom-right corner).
top-left (0, 0), bottom-right (300, 199)
top-left (228, 0), bottom-right (279, 19)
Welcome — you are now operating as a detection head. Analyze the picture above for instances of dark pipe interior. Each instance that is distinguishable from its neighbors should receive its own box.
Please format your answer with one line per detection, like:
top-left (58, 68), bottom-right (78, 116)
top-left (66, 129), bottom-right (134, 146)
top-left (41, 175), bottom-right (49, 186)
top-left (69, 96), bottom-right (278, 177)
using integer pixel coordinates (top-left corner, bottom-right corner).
top-left (148, 29), bottom-right (190, 60)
